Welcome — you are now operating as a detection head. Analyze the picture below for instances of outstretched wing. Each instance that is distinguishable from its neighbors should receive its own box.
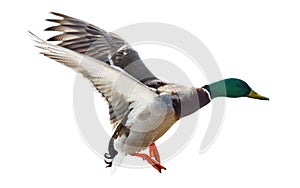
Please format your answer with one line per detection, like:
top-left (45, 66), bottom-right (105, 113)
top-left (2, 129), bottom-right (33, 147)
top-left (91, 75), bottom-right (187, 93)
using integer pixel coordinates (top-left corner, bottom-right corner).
top-left (45, 12), bottom-right (157, 83)
top-left (30, 32), bottom-right (159, 129)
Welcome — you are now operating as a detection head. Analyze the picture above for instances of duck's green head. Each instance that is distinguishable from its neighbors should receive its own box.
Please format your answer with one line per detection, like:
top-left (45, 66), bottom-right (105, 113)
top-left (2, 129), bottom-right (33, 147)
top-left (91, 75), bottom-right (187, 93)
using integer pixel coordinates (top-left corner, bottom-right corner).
top-left (203, 78), bottom-right (269, 100)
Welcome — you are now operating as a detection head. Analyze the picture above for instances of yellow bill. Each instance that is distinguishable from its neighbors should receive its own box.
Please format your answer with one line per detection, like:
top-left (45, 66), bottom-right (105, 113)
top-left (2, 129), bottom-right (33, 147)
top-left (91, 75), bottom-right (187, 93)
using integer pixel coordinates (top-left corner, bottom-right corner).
top-left (247, 90), bottom-right (269, 100)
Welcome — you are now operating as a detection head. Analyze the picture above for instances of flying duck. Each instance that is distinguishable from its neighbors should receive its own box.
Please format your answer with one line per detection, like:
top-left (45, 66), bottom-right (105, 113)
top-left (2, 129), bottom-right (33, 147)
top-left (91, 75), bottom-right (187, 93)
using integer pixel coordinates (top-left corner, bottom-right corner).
top-left (30, 12), bottom-right (269, 173)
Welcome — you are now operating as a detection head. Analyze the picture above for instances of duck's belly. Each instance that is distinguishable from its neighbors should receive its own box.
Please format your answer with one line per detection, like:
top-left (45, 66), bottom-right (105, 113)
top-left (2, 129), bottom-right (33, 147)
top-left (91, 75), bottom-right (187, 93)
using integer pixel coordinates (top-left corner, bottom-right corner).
top-left (114, 104), bottom-right (178, 154)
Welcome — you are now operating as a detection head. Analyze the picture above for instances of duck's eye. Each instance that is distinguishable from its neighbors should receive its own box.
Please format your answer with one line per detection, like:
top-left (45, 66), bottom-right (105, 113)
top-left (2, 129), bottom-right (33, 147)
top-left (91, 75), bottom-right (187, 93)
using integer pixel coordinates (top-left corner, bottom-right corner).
top-left (237, 83), bottom-right (243, 88)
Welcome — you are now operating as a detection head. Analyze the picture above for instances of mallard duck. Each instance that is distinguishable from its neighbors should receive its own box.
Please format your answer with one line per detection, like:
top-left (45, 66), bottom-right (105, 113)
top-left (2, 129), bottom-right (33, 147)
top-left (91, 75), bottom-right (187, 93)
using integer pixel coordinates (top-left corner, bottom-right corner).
top-left (30, 12), bottom-right (269, 173)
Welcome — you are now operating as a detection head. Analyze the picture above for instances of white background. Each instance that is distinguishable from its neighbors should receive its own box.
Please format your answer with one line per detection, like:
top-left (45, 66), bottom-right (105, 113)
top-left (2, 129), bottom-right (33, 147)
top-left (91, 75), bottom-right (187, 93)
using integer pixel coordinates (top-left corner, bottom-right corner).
top-left (1, 0), bottom-right (299, 187)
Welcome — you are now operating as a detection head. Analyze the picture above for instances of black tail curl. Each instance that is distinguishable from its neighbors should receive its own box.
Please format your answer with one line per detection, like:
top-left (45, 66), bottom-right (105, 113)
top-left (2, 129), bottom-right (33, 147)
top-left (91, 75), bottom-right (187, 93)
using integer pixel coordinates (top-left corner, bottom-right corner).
top-left (104, 137), bottom-right (118, 168)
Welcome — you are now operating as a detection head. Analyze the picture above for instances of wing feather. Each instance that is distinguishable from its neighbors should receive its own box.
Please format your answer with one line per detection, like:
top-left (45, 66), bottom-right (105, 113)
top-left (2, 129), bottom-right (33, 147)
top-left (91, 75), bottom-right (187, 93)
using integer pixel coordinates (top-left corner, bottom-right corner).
top-left (44, 12), bottom-right (157, 82)
top-left (45, 12), bottom-right (126, 62)
top-left (30, 32), bottom-right (158, 128)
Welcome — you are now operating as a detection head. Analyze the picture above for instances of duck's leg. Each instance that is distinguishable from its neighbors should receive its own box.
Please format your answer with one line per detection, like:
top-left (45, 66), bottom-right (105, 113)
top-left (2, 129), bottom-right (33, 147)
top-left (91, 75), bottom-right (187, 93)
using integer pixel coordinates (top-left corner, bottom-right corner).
top-left (132, 153), bottom-right (166, 173)
top-left (149, 143), bottom-right (160, 163)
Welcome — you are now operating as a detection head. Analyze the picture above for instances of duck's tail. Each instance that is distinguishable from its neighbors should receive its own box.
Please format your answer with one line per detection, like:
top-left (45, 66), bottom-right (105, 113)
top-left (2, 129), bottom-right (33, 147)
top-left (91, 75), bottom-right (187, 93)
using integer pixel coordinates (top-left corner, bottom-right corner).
top-left (104, 137), bottom-right (118, 168)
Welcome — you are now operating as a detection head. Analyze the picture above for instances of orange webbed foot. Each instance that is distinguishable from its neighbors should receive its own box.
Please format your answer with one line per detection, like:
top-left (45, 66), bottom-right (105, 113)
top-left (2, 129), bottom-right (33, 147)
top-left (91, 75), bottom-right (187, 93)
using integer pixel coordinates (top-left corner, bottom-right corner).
top-left (132, 153), bottom-right (166, 173)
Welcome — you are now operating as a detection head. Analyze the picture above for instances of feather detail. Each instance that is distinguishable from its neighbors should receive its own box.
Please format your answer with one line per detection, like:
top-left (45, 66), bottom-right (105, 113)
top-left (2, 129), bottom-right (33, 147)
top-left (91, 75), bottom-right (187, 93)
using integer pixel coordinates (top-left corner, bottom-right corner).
top-left (44, 12), bottom-right (157, 83)
top-left (30, 31), bottom-right (159, 132)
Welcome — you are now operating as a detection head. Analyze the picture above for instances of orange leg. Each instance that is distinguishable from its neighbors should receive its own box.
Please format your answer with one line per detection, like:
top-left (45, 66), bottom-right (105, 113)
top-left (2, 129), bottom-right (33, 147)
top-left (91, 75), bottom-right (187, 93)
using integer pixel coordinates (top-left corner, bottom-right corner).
top-left (149, 143), bottom-right (160, 163)
top-left (132, 153), bottom-right (166, 173)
